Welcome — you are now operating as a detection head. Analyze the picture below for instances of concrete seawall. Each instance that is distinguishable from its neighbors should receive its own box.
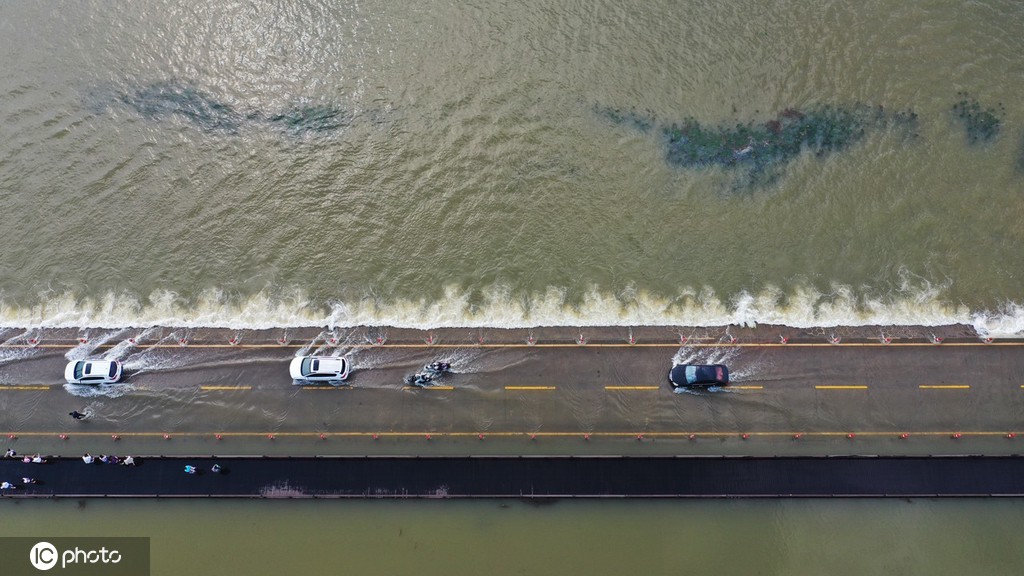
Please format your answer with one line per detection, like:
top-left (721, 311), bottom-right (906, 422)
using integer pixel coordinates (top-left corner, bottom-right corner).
top-left (0, 323), bottom-right (996, 348)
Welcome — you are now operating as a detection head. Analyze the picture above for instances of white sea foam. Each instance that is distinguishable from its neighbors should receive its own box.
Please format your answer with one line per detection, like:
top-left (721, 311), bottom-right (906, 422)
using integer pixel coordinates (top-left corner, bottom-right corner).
top-left (0, 284), bottom-right (1021, 335)
top-left (672, 345), bottom-right (741, 367)
top-left (63, 382), bottom-right (135, 398)
top-left (64, 330), bottom-right (129, 361)
top-left (0, 344), bottom-right (39, 366)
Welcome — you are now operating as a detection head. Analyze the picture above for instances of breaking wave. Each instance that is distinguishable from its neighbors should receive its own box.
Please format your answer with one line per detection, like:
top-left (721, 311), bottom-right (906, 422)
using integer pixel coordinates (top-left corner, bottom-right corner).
top-left (0, 283), bottom-right (1022, 336)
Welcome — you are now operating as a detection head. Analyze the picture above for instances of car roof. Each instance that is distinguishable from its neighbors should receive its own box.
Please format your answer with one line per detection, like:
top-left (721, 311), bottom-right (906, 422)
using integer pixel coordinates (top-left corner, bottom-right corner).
top-left (307, 356), bottom-right (346, 370)
top-left (71, 359), bottom-right (117, 369)
top-left (670, 363), bottom-right (727, 380)
top-left (67, 359), bottom-right (119, 381)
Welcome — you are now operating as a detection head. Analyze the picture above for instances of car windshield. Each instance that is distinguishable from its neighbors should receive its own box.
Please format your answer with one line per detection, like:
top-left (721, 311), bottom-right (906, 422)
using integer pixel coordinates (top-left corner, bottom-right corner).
top-left (685, 365), bottom-right (697, 383)
top-left (300, 357), bottom-right (314, 377)
top-left (73, 361), bottom-right (86, 380)
top-left (108, 363), bottom-right (118, 378)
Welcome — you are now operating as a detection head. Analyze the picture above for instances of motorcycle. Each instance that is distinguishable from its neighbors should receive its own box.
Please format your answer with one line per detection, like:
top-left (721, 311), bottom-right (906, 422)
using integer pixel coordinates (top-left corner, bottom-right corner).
top-left (424, 361), bottom-right (451, 374)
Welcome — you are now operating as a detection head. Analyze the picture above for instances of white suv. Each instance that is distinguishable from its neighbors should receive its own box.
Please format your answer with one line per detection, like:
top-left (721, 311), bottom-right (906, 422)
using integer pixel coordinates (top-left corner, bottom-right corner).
top-left (65, 359), bottom-right (123, 384)
top-left (289, 356), bottom-right (350, 383)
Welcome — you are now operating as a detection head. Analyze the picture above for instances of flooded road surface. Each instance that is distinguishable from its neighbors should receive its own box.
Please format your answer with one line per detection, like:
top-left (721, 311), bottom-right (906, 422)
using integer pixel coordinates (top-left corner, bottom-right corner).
top-left (2, 327), bottom-right (1022, 457)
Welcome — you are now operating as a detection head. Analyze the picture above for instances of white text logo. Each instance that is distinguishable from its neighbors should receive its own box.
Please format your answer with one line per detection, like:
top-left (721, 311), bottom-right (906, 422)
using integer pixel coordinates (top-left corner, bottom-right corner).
top-left (29, 542), bottom-right (58, 571)
top-left (28, 542), bottom-right (123, 571)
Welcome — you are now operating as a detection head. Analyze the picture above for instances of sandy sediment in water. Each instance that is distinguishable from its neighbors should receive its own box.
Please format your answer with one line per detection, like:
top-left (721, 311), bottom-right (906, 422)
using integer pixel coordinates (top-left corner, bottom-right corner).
top-left (0, 323), bottom-right (1000, 346)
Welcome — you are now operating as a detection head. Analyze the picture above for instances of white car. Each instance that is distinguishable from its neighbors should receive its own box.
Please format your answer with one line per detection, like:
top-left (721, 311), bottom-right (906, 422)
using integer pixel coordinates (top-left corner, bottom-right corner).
top-left (64, 359), bottom-right (123, 385)
top-left (289, 356), bottom-right (350, 383)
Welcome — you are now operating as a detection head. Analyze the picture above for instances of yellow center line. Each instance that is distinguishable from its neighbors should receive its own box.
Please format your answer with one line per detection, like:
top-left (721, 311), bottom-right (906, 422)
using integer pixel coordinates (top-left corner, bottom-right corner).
top-left (815, 385), bottom-right (868, 390)
top-left (919, 385), bottom-right (970, 389)
top-left (199, 386), bottom-right (252, 391)
top-left (505, 386), bottom-right (557, 391)
top-left (732, 385), bottom-right (764, 390)
top-left (0, 385), bottom-right (52, 391)
top-left (604, 386), bottom-right (659, 391)
top-left (403, 386), bottom-right (455, 391)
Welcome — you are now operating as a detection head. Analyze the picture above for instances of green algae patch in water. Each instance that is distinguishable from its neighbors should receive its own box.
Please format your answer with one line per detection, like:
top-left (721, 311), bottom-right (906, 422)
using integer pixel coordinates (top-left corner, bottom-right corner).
top-left (267, 105), bottom-right (354, 135)
top-left (952, 92), bottom-right (1004, 144)
top-left (113, 81), bottom-right (367, 137)
top-left (597, 104), bottom-right (919, 189)
top-left (598, 104), bottom-right (918, 189)
top-left (121, 81), bottom-right (243, 132)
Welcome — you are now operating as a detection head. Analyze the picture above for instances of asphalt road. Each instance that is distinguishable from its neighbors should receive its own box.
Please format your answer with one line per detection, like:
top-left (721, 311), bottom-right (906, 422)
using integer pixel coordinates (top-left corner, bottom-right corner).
top-left (2, 327), bottom-right (1023, 458)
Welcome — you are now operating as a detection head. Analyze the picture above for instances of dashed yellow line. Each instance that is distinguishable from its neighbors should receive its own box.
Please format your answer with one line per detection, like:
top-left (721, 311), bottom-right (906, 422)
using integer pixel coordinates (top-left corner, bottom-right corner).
top-left (505, 386), bottom-right (557, 391)
top-left (732, 385), bottom-right (764, 390)
top-left (199, 386), bottom-right (252, 391)
top-left (604, 386), bottom-right (659, 391)
top-left (815, 385), bottom-right (868, 390)
top-left (919, 385), bottom-right (970, 389)
top-left (0, 385), bottom-right (51, 391)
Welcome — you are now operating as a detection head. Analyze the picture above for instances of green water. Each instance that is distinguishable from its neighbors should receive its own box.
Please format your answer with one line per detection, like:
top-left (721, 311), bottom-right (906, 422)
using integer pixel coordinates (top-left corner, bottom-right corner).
top-left (3, 499), bottom-right (1023, 575)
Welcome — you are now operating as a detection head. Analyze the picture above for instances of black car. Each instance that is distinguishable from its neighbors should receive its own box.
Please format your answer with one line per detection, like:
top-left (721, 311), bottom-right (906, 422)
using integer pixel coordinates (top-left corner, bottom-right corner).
top-left (668, 364), bottom-right (729, 388)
